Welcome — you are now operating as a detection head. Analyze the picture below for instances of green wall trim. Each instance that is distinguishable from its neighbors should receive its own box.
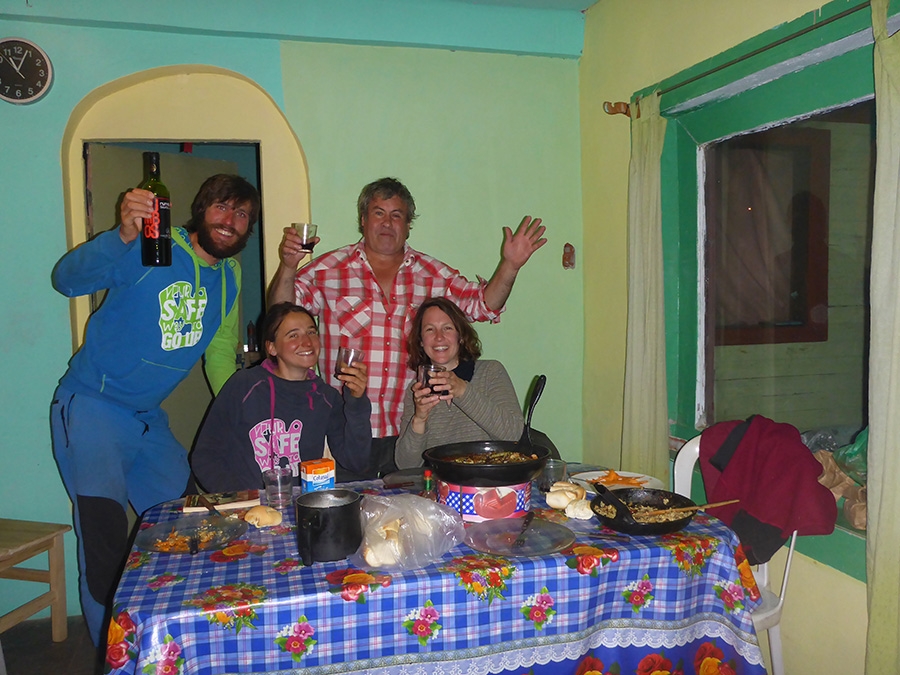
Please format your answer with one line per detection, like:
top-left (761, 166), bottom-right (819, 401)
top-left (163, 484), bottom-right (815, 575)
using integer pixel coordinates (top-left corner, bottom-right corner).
top-left (0, 0), bottom-right (586, 58)
top-left (656, 0), bottom-right (875, 579)
top-left (662, 122), bottom-right (700, 441)
top-left (675, 46), bottom-right (874, 144)
top-left (796, 522), bottom-right (866, 583)
top-left (655, 1), bottom-right (873, 112)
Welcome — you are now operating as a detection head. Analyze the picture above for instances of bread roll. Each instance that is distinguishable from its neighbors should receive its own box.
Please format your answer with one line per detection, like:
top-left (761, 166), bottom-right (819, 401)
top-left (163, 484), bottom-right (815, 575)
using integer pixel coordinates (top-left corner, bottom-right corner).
top-left (546, 488), bottom-right (579, 510)
top-left (244, 505), bottom-right (283, 527)
top-left (565, 499), bottom-right (594, 520)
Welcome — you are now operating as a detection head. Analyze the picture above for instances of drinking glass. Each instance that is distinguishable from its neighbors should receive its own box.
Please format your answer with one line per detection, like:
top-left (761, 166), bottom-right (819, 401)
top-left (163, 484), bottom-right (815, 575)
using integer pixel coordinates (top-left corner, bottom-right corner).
top-left (334, 346), bottom-right (364, 377)
top-left (291, 222), bottom-right (318, 253)
top-left (263, 466), bottom-right (294, 509)
top-left (537, 459), bottom-right (568, 492)
top-left (417, 364), bottom-right (446, 390)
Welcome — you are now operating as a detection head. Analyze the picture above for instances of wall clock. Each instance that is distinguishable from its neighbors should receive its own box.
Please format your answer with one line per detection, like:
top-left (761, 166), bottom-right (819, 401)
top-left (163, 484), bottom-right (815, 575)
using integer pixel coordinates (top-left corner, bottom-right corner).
top-left (0, 37), bottom-right (53, 104)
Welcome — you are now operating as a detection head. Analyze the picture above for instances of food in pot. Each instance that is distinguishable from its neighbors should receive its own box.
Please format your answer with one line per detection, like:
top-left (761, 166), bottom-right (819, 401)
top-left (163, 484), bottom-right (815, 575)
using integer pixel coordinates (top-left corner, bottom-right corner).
top-left (593, 498), bottom-right (686, 523)
top-left (449, 450), bottom-right (538, 464)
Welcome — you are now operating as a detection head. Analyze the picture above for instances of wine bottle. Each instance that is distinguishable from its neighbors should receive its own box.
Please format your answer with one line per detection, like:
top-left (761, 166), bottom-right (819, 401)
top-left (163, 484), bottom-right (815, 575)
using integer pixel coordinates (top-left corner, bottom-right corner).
top-left (139, 151), bottom-right (172, 267)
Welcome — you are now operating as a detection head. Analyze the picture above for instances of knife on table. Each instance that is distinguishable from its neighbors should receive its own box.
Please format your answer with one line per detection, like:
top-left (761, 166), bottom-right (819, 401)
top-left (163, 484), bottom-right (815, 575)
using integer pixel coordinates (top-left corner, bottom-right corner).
top-left (197, 494), bottom-right (222, 516)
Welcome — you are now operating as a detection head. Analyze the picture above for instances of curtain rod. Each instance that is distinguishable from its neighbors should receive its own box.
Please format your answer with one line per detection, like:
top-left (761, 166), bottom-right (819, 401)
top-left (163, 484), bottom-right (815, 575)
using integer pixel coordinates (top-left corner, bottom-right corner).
top-left (659, 0), bottom-right (870, 96)
top-left (604, 0), bottom-right (871, 118)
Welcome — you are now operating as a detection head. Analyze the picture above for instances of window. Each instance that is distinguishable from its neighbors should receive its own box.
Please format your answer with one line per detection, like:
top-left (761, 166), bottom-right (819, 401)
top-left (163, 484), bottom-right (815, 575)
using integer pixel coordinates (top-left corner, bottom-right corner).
top-left (702, 102), bottom-right (873, 431)
top-left (706, 126), bottom-right (831, 346)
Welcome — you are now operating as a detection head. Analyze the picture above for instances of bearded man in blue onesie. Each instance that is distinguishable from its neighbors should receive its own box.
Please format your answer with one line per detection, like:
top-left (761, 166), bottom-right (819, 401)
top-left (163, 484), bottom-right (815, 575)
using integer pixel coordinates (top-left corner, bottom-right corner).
top-left (50, 174), bottom-right (260, 646)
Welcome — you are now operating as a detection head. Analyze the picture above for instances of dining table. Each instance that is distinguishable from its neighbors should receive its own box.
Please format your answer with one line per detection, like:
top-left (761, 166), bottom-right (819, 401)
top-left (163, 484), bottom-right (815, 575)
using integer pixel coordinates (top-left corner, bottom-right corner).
top-left (106, 480), bottom-right (768, 675)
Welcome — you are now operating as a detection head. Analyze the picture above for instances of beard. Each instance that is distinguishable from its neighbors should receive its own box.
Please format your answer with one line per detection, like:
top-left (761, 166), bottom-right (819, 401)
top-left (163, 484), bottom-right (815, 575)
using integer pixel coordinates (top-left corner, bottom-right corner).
top-left (195, 220), bottom-right (252, 260)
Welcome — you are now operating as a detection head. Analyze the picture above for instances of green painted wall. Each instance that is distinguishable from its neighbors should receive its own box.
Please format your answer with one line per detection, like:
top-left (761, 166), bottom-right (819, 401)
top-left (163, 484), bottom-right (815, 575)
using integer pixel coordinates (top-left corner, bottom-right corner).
top-left (0, 5), bottom-right (582, 621)
top-left (278, 41), bottom-right (583, 457)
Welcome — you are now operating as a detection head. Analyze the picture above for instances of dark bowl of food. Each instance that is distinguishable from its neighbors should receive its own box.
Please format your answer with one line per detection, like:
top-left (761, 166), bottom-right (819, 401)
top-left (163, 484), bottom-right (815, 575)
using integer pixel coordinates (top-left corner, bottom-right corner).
top-left (589, 487), bottom-right (696, 535)
top-left (423, 441), bottom-right (550, 487)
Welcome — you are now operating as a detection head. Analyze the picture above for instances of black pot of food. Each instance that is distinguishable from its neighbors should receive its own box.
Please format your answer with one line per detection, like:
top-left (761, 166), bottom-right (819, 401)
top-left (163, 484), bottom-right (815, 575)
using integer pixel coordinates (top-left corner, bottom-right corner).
top-left (422, 441), bottom-right (550, 487)
top-left (590, 486), bottom-right (695, 535)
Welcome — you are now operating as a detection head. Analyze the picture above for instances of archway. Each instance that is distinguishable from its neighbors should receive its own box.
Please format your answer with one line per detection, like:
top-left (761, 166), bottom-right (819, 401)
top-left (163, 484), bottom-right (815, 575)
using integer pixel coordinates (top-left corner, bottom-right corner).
top-left (61, 64), bottom-right (309, 349)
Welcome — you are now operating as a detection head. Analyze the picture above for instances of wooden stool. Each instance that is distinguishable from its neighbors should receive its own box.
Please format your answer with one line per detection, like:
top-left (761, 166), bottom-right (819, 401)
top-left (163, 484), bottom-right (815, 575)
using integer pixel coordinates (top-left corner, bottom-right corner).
top-left (0, 519), bottom-right (72, 642)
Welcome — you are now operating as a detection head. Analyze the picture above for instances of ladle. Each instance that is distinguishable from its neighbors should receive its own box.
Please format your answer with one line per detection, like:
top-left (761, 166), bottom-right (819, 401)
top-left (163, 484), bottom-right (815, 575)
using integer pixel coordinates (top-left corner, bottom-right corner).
top-left (523, 374), bottom-right (546, 447)
top-left (590, 483), bottom-right (638, 527)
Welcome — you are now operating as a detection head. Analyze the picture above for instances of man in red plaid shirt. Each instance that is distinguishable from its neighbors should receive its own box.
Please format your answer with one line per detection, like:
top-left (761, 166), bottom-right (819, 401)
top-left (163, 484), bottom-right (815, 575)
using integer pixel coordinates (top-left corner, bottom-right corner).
top-left (268, 177), bottom-right (546, 479)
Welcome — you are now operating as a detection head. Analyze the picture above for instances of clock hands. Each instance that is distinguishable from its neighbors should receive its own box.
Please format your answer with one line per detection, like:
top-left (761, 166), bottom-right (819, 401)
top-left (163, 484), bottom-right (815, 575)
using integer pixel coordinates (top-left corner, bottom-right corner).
top-left (12, 53), bottom-right (28, 79)
top-left (2, 51), bottom-right (29, 79)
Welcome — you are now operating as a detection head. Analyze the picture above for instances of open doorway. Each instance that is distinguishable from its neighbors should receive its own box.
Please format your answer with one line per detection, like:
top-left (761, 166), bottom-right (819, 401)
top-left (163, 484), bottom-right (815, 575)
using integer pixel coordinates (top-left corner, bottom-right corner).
top-left (84, 141), bottom-right (265, 450)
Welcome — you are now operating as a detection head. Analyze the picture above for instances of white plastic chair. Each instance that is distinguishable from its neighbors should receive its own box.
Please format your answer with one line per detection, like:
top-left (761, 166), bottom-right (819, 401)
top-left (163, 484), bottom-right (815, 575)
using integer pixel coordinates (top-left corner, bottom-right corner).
top-left (674, 435), bottom-right (797, 675)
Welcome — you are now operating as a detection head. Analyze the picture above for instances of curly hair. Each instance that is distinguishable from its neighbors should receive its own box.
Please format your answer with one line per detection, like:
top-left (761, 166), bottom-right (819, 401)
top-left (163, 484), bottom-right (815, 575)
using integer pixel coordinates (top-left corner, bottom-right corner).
top-left (357, 177), bottom-right (417, 234)
top-left (406, 297), bottom-right (481, 371)
top-left (187, 174), bottom-right (261, 233)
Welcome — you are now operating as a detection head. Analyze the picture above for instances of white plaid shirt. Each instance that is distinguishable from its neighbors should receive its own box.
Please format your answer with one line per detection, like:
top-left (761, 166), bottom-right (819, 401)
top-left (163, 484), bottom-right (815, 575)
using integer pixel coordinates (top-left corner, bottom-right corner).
top-left (294, 241), bottom-right (502, 437)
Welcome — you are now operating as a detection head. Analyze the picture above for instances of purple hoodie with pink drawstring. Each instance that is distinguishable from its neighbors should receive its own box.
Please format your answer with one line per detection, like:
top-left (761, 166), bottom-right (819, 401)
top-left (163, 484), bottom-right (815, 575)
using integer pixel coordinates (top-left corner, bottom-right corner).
top-left (190, 358), bottom-right (372, 492)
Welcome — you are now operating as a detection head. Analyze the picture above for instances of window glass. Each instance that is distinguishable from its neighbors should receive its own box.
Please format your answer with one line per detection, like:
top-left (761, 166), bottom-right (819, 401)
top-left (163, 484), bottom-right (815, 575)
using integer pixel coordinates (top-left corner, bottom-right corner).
top-left (706, 100), bottom-right (873, 433)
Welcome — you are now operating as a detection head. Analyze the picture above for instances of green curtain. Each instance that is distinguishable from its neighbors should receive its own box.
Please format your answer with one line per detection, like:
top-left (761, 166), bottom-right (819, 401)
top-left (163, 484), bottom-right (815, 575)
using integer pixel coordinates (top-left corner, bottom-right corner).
top-left (867, 0), bottom-right (900, 672)
top-left (620, 93), bottom-right (670, 483)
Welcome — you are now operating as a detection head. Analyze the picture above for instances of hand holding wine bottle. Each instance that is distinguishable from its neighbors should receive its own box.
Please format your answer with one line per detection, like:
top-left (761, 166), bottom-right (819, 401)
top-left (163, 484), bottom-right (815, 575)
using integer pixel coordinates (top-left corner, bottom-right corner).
top-left (139, 152), bottom-right (171, 266)
top-left (118, 152), bottom-right (172, 267)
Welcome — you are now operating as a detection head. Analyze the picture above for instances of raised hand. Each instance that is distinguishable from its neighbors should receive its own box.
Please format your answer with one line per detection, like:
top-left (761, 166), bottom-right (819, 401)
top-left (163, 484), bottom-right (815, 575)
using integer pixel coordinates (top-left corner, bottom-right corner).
top-left (337, 362), bottom-right (368, 398)
top-left (119, 188), bottom-right (155, 244)
top-left (278, 226), bottom-right (319, 270)
top-left (501, 215), bottom-right (547, 271)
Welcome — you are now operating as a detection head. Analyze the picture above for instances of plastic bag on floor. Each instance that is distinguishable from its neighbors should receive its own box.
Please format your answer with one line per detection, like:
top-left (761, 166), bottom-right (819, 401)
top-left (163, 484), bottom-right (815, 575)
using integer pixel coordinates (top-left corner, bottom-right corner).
top-left (833, 427), bottom-right (868, 486)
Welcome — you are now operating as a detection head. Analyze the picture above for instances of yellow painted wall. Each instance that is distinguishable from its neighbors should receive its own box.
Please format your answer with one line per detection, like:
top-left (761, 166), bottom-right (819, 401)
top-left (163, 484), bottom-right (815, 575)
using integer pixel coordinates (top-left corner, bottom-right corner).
top-left (580, 2), bottom-right (867, 671)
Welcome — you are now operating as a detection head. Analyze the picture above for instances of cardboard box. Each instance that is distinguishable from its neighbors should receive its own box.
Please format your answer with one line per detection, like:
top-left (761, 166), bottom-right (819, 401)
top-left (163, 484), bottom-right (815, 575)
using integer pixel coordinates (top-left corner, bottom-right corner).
top-left (300, 458), bottom-right (335, 493)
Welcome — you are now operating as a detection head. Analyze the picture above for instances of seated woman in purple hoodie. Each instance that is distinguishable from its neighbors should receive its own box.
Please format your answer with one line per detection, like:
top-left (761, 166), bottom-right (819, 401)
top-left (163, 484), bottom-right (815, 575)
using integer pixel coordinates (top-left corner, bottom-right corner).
top-left (191, 302), bottom-right (373, 490)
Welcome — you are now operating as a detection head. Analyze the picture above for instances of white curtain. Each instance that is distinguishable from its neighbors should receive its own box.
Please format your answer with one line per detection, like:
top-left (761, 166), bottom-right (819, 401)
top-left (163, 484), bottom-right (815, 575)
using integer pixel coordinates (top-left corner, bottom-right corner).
top-left (620, 93), bottom-right (670, 483)
top-left (867, 0), bottom-right (900, 672)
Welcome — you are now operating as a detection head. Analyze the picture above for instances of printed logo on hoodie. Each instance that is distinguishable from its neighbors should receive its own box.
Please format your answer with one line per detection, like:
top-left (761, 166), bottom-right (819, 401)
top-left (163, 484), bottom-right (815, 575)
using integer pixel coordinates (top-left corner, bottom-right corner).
top-left (158, 282), bottom-right (208, 350)
top-left (251, 418), bottom-right (304, 472)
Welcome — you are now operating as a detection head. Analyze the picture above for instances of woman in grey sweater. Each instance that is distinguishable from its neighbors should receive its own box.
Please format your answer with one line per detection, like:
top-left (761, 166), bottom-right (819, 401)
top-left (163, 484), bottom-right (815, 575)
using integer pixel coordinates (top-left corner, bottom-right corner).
top-left (394, 297), bottom-right (524, 469)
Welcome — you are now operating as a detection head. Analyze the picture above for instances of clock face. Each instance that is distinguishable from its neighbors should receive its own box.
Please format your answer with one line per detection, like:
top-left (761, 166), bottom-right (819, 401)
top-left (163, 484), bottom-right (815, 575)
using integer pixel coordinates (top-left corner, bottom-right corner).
top-left (0, 38), bottom-right (53, 104)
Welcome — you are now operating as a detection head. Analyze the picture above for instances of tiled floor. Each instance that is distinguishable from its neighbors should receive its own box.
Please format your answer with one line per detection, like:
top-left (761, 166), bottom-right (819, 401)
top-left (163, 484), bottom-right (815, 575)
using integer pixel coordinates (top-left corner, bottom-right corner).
top-left (1, 617), bottom-right (102, 675)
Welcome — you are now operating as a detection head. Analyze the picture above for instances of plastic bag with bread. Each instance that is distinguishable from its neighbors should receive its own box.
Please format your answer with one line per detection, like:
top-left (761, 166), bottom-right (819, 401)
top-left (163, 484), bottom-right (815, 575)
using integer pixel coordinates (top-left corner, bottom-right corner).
top-left (349, 494), bottom-right (465, 571)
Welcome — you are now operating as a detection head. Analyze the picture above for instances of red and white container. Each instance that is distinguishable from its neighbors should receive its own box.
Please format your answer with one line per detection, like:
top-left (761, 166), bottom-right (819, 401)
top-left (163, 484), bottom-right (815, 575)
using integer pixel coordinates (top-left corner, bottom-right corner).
top-left (436, 479), bottom-right (531, 523)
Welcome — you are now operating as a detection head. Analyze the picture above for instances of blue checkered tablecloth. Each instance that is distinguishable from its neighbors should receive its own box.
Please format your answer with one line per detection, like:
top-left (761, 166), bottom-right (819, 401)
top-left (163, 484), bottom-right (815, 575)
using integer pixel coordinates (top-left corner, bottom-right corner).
top-left (107, 482), bottom-right (767, 675)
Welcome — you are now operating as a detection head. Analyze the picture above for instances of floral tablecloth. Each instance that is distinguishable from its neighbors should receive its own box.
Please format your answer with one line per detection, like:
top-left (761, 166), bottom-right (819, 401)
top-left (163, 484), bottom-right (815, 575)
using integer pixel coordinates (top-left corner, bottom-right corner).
top-left (107, 482), bottom-right (767, 675)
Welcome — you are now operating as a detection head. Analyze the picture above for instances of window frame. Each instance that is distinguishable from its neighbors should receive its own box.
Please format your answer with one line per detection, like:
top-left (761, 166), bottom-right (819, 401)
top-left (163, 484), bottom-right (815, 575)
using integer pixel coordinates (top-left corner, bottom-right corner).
top-left (648, 0), bottom-right (876, 581)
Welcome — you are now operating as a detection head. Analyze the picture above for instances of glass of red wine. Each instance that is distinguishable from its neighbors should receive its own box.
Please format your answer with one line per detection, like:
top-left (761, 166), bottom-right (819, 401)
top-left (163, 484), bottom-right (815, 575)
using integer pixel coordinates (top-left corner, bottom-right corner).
top-left (292, 222), bottom-right (318, 253)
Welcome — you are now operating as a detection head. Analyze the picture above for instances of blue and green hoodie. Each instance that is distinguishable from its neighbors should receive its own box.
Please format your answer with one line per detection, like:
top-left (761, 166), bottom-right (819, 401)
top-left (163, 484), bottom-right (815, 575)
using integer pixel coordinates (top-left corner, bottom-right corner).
top-left (53, 227), bottom-right (241, 410)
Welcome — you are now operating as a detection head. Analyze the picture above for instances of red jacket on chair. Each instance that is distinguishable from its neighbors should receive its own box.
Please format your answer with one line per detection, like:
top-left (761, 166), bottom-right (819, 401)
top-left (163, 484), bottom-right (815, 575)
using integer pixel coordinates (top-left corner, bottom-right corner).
top-left (699, 415), bottom-right (837, 564)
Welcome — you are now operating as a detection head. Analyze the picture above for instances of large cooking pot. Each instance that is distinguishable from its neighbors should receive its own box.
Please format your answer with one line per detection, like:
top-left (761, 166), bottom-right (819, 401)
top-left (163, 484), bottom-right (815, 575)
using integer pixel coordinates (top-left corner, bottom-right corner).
top-left (590, 486), bottom-right (695, 535)
top-left (421, 373), bottom-right (551, 487)
top-left (423, 441), bottom-right (550, 487)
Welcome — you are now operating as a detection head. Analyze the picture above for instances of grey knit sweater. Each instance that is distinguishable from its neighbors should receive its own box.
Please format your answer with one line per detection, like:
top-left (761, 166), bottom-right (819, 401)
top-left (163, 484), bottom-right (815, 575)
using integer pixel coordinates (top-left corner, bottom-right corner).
top-left (394, 359), bottom-right (525, 469)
